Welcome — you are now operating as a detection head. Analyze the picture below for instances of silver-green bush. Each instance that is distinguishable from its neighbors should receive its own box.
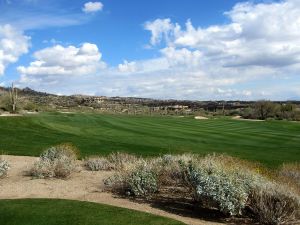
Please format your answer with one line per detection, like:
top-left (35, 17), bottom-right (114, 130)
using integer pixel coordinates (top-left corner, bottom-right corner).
top-left (182, 155), bottom-right (260, 216)
top-left (30, 144), bottom-right (77, 179)
top-left (0, 158), bottom-right (10, 178)
top-left (105, 160), bottom-right (158, 197)
top-left (31, 159), bottom-right (54, 178)
top-left (103, 153), bottom-right (300, 223)
top-left (127, 164), bottom-right (158, 196)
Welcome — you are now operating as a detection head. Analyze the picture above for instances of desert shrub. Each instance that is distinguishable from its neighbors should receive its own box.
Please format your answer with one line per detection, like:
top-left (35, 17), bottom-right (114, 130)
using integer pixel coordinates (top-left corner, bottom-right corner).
top-left (0, 158), bottom-right (10, 178)
top-left (23, 101), bottom-right (38, 111)
top-left (249, 182), bottom-right (300, 225)
top-left (30, 159), bottom-right (54, 178)
top-left (182, 155), bottom-right (260, 216)
top-left (150, 154), bottom-right (194, 186)
top-left (107, 152), bottom-right (138, 170)
top-left (30, 144), bottom-right (78, 179)
top-left (278, 163), bottom-right (300, 188)
top-left (0, 94), bottom-right (12, 112)
top-left (40, 144), bottom-right (78, 161)
top-left (104, 172), bottom-right (130, 194)
top-left (127, 163), bottom-right (158, 196)
top-left (103, 153), bottom-right (300, 223)
top-left (105, 160), bottom-right (158, 197)
top-left (85, 157), bottom-right (113, 171)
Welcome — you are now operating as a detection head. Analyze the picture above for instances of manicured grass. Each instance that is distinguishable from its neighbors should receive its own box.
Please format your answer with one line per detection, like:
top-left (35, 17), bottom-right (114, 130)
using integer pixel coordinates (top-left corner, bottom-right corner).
top-left (0, 112), bottom-right (299, 166)
top-left (0, 199), bottom-right (183, 225)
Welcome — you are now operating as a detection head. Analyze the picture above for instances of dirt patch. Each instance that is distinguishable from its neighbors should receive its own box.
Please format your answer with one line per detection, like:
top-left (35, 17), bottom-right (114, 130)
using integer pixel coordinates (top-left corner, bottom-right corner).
top-left (0, 155), bottom-right (222, 225)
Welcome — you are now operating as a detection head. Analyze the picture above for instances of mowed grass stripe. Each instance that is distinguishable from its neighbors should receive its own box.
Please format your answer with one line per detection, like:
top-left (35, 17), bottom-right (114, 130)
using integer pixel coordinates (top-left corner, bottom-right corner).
top-left (0, 113), bottom-right (299, 166)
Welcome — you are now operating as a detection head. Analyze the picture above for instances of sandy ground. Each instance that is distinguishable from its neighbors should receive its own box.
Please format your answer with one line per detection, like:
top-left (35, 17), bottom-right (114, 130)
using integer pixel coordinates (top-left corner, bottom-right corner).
top-left (0, 155), bottom-right (223, 225)
top-left (194, 116), bottom-right (208, 120)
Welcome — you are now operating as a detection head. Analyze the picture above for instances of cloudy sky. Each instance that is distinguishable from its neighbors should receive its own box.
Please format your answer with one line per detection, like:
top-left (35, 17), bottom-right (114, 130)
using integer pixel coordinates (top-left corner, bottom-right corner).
top-left (0, 0), bottom-right (300, 100)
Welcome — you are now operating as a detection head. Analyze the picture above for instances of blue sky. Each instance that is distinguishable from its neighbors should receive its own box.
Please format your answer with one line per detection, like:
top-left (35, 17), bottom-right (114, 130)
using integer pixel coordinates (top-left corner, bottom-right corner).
top-left (0, 0), bottom-right (299, 100)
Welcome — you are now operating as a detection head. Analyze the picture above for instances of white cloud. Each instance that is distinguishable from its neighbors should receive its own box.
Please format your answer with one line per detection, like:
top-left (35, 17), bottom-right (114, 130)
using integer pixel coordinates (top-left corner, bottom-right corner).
top-left (16, 43), bottom-right (274, 99)
top-left (18, 43), bottom-right (106, 77)
top-left (118, 60), bottom-right (137, 73)
top-left (82, 2), bottom-right (103, 13)
top-left (16, 0), bottom-right (300, 100)
top-left (144, 18), bottom-right (180, 46)
top-left (212, 88), bottom-right (253, 98)
top-left (145, 0), bottom-right (300, 69)
top-left (160, 47), bottom-right (202, 68)
top-left (0, 24), bottom-right (30, 75)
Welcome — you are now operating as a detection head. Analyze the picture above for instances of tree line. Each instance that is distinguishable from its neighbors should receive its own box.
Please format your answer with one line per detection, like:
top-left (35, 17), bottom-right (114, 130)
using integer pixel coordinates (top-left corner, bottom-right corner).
top-left (241, 101), bottom-right (300, 120)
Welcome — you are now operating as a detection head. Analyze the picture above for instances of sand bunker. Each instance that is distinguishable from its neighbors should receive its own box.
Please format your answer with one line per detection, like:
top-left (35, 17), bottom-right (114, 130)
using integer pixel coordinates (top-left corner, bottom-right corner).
top-left (232, 116), bottom-right (264, 122)
top-left (0, 113), bottom-right (22, 117)
top-left (194, 116), bottom-right (208, 120)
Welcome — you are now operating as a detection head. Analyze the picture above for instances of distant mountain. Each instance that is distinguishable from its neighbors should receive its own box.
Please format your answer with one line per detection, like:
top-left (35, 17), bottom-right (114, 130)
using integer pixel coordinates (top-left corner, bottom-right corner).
top-left (1, 86), bottom-right (299, 113)
top-left (19, 87), bottom-right (53, 97)
top-left (0, 86), bottom-right (8, 94)
top-left (0, 86), bottom-right (53, 97)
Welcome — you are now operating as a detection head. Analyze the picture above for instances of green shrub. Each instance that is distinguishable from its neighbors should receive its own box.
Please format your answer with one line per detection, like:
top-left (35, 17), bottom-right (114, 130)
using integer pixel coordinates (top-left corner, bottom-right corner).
top-left (0, 94), bottom-right (13, 112)
top-left (31, 144), bottom-right (78, 179)
top-left (0, 158), bottom-right (10, 178)
top-left (22, 101), bottom-right (38, 111)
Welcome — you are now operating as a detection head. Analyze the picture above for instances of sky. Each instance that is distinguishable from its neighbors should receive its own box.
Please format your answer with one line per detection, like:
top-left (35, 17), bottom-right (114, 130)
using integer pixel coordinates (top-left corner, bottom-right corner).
top-left (0, 0), bottom-right (299, 100)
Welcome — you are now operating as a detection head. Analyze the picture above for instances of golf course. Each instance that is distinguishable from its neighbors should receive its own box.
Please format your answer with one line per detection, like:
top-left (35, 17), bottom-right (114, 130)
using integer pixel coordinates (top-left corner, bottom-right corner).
top-left (0, 112), bottom-right (299, 167)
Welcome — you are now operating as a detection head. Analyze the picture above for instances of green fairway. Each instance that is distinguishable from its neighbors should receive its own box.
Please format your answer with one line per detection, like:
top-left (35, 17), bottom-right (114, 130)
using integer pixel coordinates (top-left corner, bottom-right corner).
top-left (0, 112), bottom-right (299, 166)
top-left (0, 199), bottom-right (183, 225)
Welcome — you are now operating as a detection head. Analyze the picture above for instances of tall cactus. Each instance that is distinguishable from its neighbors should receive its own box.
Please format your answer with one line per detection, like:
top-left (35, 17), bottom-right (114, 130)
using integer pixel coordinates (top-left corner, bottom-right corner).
top-left (9, 83), bottom-right (18, 113)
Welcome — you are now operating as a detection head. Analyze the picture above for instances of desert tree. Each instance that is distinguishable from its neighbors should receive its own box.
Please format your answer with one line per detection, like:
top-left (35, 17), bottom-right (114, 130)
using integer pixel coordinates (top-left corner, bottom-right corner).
top-left (254, 101), bottom-right (276, 120)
